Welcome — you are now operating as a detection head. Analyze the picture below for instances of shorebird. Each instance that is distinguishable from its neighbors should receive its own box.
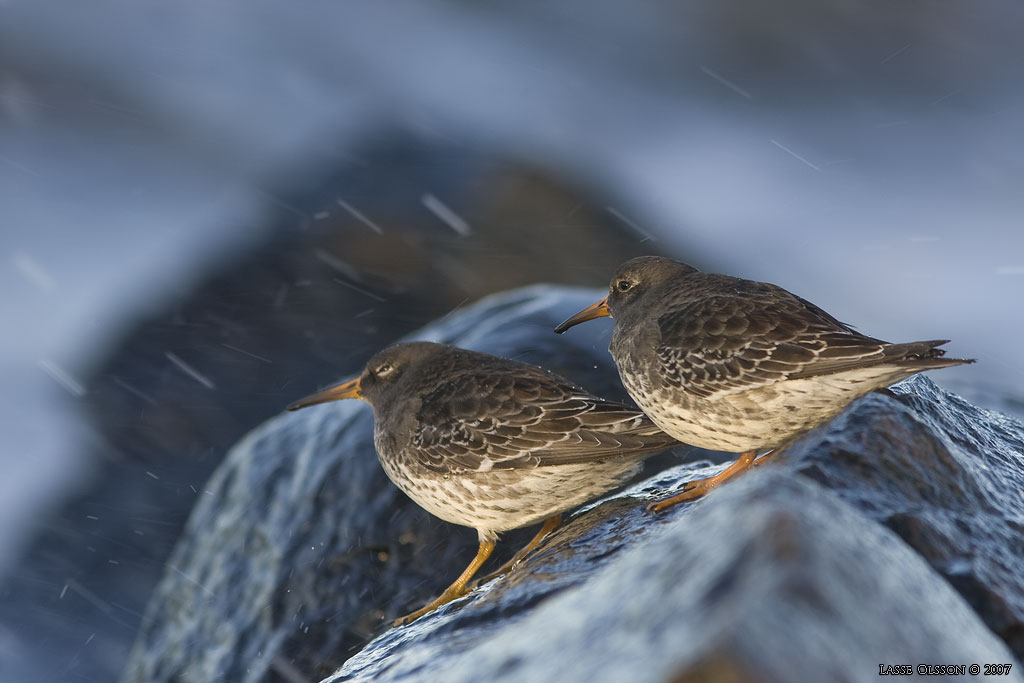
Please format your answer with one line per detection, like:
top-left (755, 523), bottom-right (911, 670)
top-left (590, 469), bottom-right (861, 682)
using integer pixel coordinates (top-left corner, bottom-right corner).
top-left (288, 341), bottom-right (677, 623)
top-left (555, 256), bottom-right (973, 512)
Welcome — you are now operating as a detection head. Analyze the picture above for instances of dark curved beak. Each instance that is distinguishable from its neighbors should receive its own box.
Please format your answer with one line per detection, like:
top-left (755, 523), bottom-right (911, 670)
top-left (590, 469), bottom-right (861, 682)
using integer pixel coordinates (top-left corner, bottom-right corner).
top-left (554, 297), bottom-right (611, 334)
top-left (288, 376), bottom-right (362, 411)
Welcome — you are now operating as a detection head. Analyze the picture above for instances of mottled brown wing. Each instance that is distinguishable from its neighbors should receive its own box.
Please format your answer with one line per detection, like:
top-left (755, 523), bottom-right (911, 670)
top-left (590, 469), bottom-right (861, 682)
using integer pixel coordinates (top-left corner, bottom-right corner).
top-left (410, 370), bottom-right (677, 474)
top-left (654, 288), bottom-right (899, 398)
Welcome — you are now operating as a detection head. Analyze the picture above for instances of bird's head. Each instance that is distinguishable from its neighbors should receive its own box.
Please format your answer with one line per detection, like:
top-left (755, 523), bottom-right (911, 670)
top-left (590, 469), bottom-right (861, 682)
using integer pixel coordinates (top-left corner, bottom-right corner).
top-left (287, 341), bottom-right (446, 411)
top-left (554, 256), bottom-right (699, 333)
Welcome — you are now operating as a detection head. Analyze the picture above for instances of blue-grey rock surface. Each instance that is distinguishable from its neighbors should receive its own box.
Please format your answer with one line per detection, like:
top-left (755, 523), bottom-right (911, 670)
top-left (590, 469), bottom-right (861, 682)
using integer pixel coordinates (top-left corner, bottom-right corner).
top-left (789, 379), bottom-right (1024, 657)
top-left (333, 474), bottom-right (1017, 683)
top-left (124, 286), bottom-right (1024, 683)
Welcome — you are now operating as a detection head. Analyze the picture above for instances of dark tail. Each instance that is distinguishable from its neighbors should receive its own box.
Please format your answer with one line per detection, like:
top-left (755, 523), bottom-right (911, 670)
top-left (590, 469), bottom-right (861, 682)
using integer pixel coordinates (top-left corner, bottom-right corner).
top-left (885, 339), bottom-right (975, 371)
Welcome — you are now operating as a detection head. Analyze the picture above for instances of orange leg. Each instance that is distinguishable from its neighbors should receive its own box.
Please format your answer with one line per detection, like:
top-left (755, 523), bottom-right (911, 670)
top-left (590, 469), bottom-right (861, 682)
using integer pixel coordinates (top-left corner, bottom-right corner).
top-left (517, 514), bottom-right (563, 558)
top-left (647, 450), bottom-right (759, 513)
top-left (470, 514), bottom-right (562, 588)
top-left (393, 539), bottom-right (495, 626)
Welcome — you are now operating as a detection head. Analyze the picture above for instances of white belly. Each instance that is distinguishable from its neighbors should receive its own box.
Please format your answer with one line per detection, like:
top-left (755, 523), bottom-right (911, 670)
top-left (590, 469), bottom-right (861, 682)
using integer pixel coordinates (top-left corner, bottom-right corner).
top-left (379, 457), bottom-right (641, 541)
top-left (623, 365), bottom-right (915, 452)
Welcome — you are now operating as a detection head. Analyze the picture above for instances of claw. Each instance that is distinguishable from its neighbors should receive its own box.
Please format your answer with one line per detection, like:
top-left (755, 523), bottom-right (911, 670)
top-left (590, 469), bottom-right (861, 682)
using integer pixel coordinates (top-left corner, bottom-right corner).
top-left (392, 586), bottom-right (469, 626)
top-left (644, 451), bottom-right (760, 514)
top-left (392, 539), bottom-right (494, 626)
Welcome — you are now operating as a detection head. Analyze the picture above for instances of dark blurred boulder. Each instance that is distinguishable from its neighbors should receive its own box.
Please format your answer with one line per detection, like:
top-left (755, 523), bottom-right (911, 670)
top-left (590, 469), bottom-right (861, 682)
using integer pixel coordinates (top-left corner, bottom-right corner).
top-left (0, 136), bottom-right (668, 683)
top-left (124, 286), bottom-right (1024, 683)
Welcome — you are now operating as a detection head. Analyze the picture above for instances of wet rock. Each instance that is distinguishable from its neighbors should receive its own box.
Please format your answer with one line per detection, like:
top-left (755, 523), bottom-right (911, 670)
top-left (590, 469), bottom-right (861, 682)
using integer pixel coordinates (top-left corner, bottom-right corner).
top-left (121, 285), bottom-right (692, 683)
top-left (124, 283), bottom-right (1024, 683)
top-left (329, 376), bottom-right (1024, 683)
top-left (334, 473), bottom-right (1017, 683)
top-left (785, 377), bottom-right (1024, 658)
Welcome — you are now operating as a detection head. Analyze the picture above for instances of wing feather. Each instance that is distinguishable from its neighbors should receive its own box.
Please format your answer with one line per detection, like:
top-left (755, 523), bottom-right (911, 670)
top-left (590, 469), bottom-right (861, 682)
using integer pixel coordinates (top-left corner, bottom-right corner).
top-left (410, 370), bottom-right (677, 473)
top-left (654, 289), bottom-right (903, 398)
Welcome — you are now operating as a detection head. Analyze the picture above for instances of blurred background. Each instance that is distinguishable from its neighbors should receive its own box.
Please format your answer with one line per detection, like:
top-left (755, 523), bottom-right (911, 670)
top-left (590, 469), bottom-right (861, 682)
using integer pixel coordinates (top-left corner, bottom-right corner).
top-left (1, 0), bottom-right (1022, 680)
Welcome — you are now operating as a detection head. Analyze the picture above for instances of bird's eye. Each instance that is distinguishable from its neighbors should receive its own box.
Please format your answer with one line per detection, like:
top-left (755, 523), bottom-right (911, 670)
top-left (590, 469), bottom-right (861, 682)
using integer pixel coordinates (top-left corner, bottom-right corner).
top-left (376, 363), bottom-right (394, 376)
top-left (616, 279), bottom-right (633, 292)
